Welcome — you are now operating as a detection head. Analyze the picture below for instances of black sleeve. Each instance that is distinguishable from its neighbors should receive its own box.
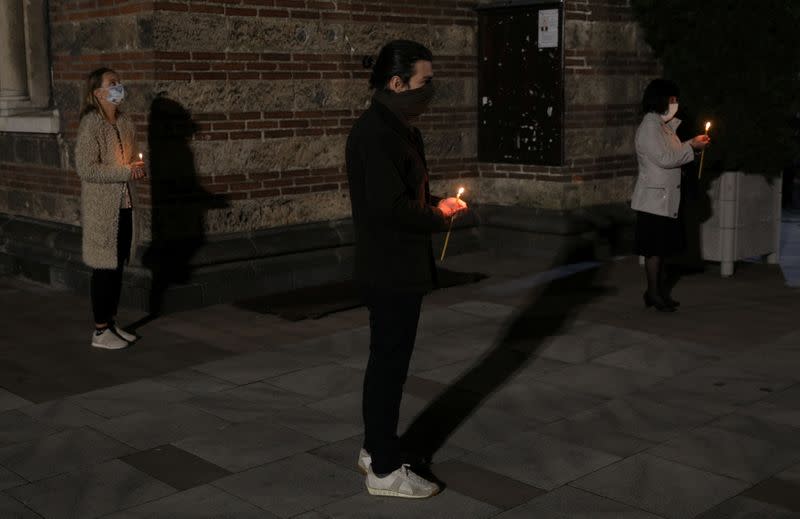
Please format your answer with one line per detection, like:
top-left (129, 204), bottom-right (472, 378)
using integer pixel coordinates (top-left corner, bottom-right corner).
top-left (361, 135), bottom-right (448, 233)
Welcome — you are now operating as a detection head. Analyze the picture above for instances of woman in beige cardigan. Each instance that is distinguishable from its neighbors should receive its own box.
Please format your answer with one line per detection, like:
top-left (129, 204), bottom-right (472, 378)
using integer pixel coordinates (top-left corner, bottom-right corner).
top-left (631, 79), bottom-right (709, 312)
top-left (76, 68), bottom-right (146, 349)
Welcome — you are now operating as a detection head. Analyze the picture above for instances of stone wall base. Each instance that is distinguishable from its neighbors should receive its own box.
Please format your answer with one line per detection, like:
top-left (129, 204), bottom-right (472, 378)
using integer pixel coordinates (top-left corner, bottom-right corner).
top-left (0, 204), bottom-right (634, 313)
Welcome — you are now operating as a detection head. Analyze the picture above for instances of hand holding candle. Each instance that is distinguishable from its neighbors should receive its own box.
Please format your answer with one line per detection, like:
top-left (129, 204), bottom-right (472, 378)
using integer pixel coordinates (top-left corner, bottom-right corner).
top-left (439, 186), bottom-right (467, 262)
top-left (132, 152), bottom-right (147, 180)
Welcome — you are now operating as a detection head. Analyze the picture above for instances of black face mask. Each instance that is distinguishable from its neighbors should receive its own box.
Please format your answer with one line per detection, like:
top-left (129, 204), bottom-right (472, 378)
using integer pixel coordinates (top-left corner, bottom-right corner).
top-left (376, 82), bottom-right (436, 119)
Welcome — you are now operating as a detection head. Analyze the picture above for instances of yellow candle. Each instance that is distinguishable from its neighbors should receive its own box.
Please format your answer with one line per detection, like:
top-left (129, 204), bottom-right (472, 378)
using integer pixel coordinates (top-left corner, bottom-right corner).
top-left (440, 186), bottom-right (466, 262)
top-left (698, 121), bottom-right (711, 179)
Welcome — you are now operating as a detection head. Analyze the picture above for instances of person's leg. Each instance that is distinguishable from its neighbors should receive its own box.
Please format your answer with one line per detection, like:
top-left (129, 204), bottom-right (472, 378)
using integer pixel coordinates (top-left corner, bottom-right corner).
top-left (644, 255), bottom-right (660, 298)
top-left (362, 289), bottom-right (422, 476)
top-left (644, 255), bottom-right (676, 311)
top-left (91, 268), bottom-right (116, 329)
top-left (110, 209), bottom-right (133, 321)
top-left (658, 259), bottom-right (679, 306)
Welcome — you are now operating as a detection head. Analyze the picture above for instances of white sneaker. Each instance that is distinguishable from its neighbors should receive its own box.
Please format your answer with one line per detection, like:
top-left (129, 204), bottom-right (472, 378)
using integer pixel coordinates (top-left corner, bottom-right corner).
top-left (91, 329), bottom-right (130, 350)
top-left (112, 324), bottom-right (137, 342)
top-left (357, 448), bottom-right (371, 475)
top-left (365, 464), bottom-right (440, 499)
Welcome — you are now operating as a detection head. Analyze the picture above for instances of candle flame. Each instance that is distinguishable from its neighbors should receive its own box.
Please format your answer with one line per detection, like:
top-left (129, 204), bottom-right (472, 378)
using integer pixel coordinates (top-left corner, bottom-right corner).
top-left (456, 187), bottom-right (465, 198)
top-left (705, 122), bottom-right (711, 132)
top-left (138, 152), bottom-right (143, 160)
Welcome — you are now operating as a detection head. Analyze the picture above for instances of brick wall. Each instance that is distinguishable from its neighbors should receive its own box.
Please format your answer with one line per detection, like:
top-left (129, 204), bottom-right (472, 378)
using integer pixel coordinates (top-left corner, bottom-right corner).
top-left (0, 0), bottom-right (659, 240)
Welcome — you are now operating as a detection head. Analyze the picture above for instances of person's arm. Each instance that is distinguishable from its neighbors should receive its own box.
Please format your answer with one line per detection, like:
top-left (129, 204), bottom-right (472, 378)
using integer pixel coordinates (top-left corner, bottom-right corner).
top-left (75, 116), bottom-right (132, 183)
top-left (639, 119), bottom-right (694, 169)
top-left (362, 137), bottom-right (448, 233)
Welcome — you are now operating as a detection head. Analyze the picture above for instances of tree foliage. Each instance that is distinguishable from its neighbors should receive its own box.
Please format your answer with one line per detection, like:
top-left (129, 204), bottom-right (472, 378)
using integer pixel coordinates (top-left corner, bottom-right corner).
top-left (631, 0), bottom-right (800, 174)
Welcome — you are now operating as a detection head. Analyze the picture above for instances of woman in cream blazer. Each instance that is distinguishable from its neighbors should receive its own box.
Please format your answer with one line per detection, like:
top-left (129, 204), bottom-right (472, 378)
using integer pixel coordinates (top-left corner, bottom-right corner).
top-left (631, 79), bottom-right (709, 312)
top-left (76, 67), bottom-right (147, 349)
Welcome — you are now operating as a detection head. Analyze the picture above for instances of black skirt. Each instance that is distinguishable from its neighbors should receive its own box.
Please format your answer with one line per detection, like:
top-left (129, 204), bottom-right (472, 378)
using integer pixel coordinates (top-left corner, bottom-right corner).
top-left (634, 210), bottom-right (685, 257)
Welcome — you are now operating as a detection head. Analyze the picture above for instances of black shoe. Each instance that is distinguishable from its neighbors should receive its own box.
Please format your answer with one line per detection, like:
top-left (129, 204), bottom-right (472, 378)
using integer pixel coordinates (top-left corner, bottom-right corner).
top-left (643, 291), bottom-right (677, 312)
top-left (664, 296), bottom-right (680, 307)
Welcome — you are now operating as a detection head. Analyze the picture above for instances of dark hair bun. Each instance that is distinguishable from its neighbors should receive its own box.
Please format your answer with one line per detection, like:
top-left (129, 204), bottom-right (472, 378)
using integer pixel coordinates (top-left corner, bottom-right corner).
top-left (362, 56), bottom-right (375, 69)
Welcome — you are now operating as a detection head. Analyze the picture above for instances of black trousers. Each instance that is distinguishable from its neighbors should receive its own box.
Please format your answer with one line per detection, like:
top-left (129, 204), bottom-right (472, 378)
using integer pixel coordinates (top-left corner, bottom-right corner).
top-left (91, 208), bottom-right (132, 325)
top-left (362, 288), bottom-right (423, 475)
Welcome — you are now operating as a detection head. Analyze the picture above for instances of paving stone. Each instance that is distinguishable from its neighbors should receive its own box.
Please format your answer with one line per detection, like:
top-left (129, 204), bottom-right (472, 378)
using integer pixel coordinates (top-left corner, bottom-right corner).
top-left (0, 427), bottom-right (134, 481)
top-left (266, 364), bottom-right (365, 400)
top-left (215, 452), bottom-right (363, 518)
top-left (738, 385), bottom-right (800, 428)
top-left (720, 349), bottom-right (800, 381)
top-left (0, 494), bottom-right (42, 519)
top-left (183, 383), bottom-right (313, 423)
top-left (448, 300), bottom-right (517, 320)
top-left (414, 356), bottom-right (571, 387)
top-left (446, 404), bottom-right (543, 452)
top-left (536, 333), bottom-right (633, 364)
top-left (572, 453), bottom-right (751, 519)
top-left (495, 485), bottom-right (665, 519)
top-left (0, 389), bottom-right (31, 413)
top-left (0, 464), bottom-right (25, 491)
top-left (694, 496), bottom-right (795, 519)
top-left (6, 459), bottom-right (174, 519)
top-left (308, 488), bottom-right (500, 519)
top-left (93, 403), bottom-right (230, 450)
top-left (152, 369), bottom-right (236, 394)
top-left (70, 380), bottom-right (193, 418)
top-left (536, 417), bottom-right (657, 458)
top-left (710, 414), bottom-right (800, 451)
top-left (740, 477), bottom-right (800, 513)
top-left (536, 364), bottom-right (663, 399)
top-left (432, 459), bottom-right (545, 510)
top-left (632, 383), bottom-right (740, 417)
top-left (174, 421), bottom-right (323, 472)
top-left (404, 376), bottom-right (448, 400)
top-left (660, 366), bottom-right (795, 407)
top-left (593, 341), bottom-right (720, 377)
top-left (482, 379), bottom-right (606, 424)
top-left (650, 425), bottom-right (800, 483)
top-left (121, 445), bottom-right (232, 491)
top-left (102, 485), bottom-right (275, 518)
top-left (463, 431), bottom-right (620, 491)
top-left (309, 391), bottom-right (428, 432)
top-left (417, 307), bottom-right (491, 338)
top-left (192, 350), bottom-right (327, 385)
top-left (278, 327), bottom-right (370, 361)
top-left (18, 400), bottom-right (106, 428)
top-left (308, 437), bottom-right (366, 474)
top-left (0, 410), bottom-right (62, 449)
top-left (269, 406), bottom-right (361, 443)
top-left (553, 395), bottom-right (714, 443)
top-left (405, 346), bottom-right (485, 374)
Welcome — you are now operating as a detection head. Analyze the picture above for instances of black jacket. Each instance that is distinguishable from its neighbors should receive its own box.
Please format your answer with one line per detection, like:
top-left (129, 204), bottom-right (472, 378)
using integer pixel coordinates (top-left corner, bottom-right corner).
top-left (346, 98), bottom-right (448, 293)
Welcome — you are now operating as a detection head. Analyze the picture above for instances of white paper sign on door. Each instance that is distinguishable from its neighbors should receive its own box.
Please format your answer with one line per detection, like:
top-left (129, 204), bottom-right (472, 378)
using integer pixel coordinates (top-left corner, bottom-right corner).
top-left (538, 9), bottom-right (559, 48)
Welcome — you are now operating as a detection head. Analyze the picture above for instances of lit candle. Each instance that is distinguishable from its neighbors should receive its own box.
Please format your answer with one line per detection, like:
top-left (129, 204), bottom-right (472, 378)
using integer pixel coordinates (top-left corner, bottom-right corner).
top-left (440, 186), bottom-right (466, 262)
top-left (698, 121), bottom-right (711, 179)
top-left (138, 152), bottom-right (143, 162)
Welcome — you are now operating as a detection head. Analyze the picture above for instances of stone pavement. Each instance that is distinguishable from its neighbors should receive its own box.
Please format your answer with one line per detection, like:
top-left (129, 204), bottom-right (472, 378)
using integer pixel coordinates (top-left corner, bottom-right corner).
top-left (1, 245), bottom-right (799, 518)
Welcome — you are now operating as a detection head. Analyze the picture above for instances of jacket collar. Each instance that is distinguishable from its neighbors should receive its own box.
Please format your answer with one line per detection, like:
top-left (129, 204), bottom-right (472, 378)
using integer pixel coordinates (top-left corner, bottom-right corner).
top-left (370, 95), bottom-right (419, 144)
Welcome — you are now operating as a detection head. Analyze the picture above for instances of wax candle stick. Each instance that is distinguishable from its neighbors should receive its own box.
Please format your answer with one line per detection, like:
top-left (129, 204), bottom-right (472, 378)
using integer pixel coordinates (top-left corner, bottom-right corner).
top-left (440, 187), bottom-right (465, 262)
top-left (697, 121), bottom-right (711, 179)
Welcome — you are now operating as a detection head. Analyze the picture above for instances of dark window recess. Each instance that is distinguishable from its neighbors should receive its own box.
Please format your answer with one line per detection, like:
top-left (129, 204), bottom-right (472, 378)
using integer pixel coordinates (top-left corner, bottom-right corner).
top-left (477, 2), bottom-right (565, 166)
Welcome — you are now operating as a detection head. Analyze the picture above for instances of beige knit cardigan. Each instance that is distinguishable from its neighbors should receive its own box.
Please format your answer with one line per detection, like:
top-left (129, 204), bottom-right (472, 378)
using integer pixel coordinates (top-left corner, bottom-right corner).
top-left (75, 111), bottom-right (138, 269)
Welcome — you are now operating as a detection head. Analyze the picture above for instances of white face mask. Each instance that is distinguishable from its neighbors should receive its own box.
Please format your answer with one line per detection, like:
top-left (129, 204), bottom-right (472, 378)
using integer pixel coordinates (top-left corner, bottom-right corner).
top-left (661, 102), bottom-right (678, 122)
